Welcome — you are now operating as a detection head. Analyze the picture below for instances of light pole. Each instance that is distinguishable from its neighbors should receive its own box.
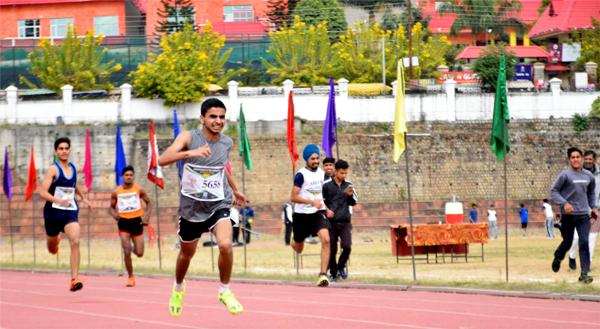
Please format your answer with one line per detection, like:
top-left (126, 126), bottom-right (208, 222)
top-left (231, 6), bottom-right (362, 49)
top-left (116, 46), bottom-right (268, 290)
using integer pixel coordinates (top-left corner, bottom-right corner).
top-left (486, 27), bottom-right (493, 46)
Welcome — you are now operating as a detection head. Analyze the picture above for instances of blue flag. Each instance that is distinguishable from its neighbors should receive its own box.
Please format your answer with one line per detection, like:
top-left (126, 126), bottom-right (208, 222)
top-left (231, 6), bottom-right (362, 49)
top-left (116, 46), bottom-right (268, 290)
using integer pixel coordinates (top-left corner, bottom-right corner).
top-left (2, 147), bottom-right (12, 200)
top-left (115, 125), bottom-right (127, 186)
top-left (322, 77), bottom-right (337, 157)
top-left (173, 110), bottom-right (183, 178)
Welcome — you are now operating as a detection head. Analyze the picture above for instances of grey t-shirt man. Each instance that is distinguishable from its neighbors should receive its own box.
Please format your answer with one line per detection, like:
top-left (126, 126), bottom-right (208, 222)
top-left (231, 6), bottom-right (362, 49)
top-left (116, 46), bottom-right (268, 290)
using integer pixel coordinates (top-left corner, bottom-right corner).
top-left (179, 129), bottom-right (233, 222)
top-left (551, 169), bottom-right (597, 215)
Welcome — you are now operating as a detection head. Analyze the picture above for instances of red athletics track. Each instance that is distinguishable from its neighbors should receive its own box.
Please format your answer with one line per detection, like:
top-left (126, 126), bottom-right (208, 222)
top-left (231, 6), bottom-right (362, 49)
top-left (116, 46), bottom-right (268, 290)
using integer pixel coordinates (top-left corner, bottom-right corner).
top-left (1, 270), bottom-right (599, 329)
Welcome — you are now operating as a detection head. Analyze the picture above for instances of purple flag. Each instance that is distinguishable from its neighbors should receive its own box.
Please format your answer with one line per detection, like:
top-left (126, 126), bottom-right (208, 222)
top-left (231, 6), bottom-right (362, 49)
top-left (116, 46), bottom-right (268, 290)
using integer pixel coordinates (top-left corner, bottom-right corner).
top-left (322, 77), bottom-right (337, 157)
top-left (3, 147), bottom-right (12, 200)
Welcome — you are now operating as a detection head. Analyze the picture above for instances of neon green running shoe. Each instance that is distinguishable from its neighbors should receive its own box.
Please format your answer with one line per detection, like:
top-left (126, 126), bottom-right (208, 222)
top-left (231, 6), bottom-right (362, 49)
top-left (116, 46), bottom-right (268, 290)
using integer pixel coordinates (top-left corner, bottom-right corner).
top-left (218, 290), bottom-right (244, 315)
top-left (316, 273), bottom-right (329, 287)
top-left (169, 286), bottom-right (185, 317)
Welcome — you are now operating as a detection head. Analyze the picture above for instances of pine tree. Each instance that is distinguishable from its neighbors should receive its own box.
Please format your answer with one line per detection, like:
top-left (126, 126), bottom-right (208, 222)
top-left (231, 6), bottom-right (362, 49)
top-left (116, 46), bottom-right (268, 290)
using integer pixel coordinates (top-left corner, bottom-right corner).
top-left (155, 0), bottom-right (196, 35)
top-left (266, 0), bottom-right (299, 30)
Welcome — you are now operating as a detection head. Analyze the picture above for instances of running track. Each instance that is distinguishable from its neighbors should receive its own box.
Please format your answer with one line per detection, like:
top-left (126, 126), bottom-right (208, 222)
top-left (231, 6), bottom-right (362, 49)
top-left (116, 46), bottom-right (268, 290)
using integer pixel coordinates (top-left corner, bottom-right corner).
top-left (1, 270), bottom-right (599, 329)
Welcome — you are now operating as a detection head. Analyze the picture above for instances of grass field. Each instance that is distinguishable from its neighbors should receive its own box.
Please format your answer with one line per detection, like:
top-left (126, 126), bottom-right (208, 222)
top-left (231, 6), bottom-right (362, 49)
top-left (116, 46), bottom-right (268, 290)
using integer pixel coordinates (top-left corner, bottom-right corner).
top-left (1, 228), bottom-right (599, 295)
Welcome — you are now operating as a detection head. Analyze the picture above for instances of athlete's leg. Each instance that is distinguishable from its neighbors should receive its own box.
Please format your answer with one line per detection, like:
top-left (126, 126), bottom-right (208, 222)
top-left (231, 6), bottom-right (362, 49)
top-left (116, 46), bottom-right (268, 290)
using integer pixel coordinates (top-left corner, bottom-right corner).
top-left (47, 235), bottom-right (60, 254)
top-left (119, 232), bottom-right (134, 277)
top-left (213, 219), bottom-right (233, 284)
top-left (64, 222), bottom-right (81, 279)
top-left (175, 239), bottom-right (198, 284)
top-left (317, 228), bottom-right (331, 275)
top-left (132, 234), bottom-right (145, 258)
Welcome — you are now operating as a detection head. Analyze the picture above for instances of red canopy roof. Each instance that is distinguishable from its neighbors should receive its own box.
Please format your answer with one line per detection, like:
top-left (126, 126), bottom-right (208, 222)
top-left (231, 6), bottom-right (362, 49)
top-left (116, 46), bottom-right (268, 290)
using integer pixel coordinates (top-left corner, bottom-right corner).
top-left (545, 64), bottom-right (570, 71)
top-left (528, 0), bottom-right (600, 39)
top-left (455, 46), bottom-right (551, 60)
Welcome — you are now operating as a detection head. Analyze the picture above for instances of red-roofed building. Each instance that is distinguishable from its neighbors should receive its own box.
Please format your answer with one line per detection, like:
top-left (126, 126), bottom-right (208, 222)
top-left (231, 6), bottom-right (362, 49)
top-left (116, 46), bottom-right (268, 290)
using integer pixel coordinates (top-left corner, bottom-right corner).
top-left (0, 0), bottom-right (127, 40)
top-left (528, 0), bottom-right (600, 39)
top-left (144, 0), bottom-right (269, 41)
top-left (455, 45), bottom-right (551, 61)
top-left (420, 0), bottom-right (542, 45)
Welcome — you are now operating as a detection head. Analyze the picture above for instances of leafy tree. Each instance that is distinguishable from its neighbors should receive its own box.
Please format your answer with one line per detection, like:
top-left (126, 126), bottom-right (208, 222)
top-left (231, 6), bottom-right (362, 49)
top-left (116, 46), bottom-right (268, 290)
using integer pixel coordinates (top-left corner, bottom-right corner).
top-left (575, 18), bottom-right (600, 84)
top-left (381, 4), bottom-right (429, 31)
top-left (345, 0), bottom-right (404, 23)
top-left (131, 24), bottom-right (239, 106)
top-left (472, 45), bottom-right (517, 92)
top-left (155, 0), bottom-right (196, 35)
top-left (293, 0), bottom-right (347, 40)
top-left (264, 17), bottom-right (335, 85)
top-left (20, 26), bottom-right (121, 92)
top-left (266, 0), bottom-right (299, 30)
top-left (438, 0), bottom-right (524, 39)
top-left (591, 97), bottom-right (600, 119)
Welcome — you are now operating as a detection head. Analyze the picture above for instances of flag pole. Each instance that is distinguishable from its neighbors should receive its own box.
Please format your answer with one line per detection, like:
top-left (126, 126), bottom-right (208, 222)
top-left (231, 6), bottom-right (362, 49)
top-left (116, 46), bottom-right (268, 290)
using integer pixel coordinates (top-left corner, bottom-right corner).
top-left (32, 196), bottom-right (36, 267)
top-left (403, 132), bottom-right (417, 282)
top-left (87, 192), bottom-right (91, 269)
top-left (241, 162), bottom-right (247, 271)
top-left (503, 119), bottom-right (509, 283)
top-left (8, 199), bottom-right (14, 263)
top-left (154, 184), bottom-right (162, 269)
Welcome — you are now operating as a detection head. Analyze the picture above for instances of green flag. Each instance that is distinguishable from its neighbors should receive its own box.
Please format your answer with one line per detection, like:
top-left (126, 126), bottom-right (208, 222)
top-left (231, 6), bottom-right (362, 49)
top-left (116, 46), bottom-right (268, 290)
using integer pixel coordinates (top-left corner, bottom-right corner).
top-left (490, 53), bottom-right (510, 160)
top-left (239, 104), bottom-right (253, 170)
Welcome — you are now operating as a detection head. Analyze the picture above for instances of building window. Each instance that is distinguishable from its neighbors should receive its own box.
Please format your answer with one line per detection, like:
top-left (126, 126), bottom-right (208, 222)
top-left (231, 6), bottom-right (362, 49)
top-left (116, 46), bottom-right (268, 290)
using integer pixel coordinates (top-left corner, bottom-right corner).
top-left (224, 5), bottom-right (254, 22)
top-left (166, 6), bottom-right (195, 32)
top-left (94, 16), bottom-right (119, 36)
top-left (18, 19), bottom-right (40, 38)
top-left (51, 18), bottom-right (73, 38)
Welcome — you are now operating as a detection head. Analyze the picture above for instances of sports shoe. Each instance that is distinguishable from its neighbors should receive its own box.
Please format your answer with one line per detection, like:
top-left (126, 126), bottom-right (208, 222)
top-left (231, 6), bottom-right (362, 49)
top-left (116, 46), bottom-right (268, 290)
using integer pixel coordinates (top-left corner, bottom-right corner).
top-left (126, 276), bottom-right (135, 287)
top-left (552, 258), bottom-right (561, 272)
top-left (218, 289), bottom-right (244, 315)
top-left (169, 285), bottom-right (185, 317)
top-left (339, 267), bottom-right (348, 280)
top-left (569, 258), bottom-right (577, 270)
top-left (316, 273), bottom-right (329, 287)
top-left (69, 277), bottom-right (83, 292)
top-left (578, 273), bottom-right (593, 284)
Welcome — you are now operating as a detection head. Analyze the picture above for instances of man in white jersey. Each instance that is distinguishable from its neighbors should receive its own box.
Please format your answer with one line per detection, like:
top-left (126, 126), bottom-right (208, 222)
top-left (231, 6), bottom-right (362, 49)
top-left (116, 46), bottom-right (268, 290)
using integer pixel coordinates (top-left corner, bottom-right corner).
top-left (290, 144), bottom-right (331, 287)
top-left (159, 98), bottom-right (247, 316)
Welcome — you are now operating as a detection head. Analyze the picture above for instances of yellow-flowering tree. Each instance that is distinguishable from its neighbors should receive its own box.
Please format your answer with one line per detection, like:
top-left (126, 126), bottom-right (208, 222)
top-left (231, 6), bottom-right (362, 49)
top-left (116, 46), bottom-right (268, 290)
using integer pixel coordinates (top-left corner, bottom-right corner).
top-left (265, 17), bottom-right (335, 86)
top-left (333, 22), bottom-right (396, 83)
top-left (131, 24), bottom-right (238, 106)
top-left (21, 26), bottom-right (121, 92)
top-left (403, 23), bottom-right (451, 79)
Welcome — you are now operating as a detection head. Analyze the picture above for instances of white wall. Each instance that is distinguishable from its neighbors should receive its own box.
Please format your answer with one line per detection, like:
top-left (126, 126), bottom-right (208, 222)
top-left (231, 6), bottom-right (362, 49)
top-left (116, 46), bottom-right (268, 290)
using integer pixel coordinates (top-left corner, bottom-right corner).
top-left (1, 80), bottom-right (598, 124)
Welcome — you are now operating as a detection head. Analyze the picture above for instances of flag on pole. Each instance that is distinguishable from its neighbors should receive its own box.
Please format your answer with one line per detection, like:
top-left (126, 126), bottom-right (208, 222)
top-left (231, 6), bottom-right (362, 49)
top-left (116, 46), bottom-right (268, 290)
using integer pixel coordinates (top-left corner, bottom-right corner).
top-left (393, 62), bottom-right (407, 162)
top-left (322, 77), bottom-right (337, 158)
top-left (3, 147), bottom-right (12, 200)
top-left (173, 110), bottom-right (183, 178)
top-left (238, 104), bottom-right (253, 170)
top-left (490, 53), bottom-right (510, 160)
top-left (147, 120), bottom-right (164, 189)
top-left (287, 91), bottom-right (299, 171)
top-left (115, 125), bottom-right (127, 186)
top-left (82, 128), bottom-right (93, 192)
top-left (25, 145), bottom-right (37, 202)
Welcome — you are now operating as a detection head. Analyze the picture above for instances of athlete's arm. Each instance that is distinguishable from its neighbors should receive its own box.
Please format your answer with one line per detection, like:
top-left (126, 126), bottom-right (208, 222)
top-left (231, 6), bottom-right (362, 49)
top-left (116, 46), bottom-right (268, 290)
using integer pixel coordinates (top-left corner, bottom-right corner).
top-left (290, 186), bottom-right (322, 208)
top-left (159, 131), bottom-right (211, 166)
top-left (225, 169), bottom-right (247, 206)
top-left (39, 166), bottom-right (69, 207)
top-left (109, 191), bottom-right (119, 220)
top-left (139, 188), bottom-right (152, 224)
top-left (75, 185), bottom-right (92, 209)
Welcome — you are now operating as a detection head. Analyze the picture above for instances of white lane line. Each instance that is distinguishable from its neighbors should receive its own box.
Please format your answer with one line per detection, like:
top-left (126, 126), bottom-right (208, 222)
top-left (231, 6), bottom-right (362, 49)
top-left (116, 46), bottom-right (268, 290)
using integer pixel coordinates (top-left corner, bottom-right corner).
top-left (0, 301), bottom-right (210, 329)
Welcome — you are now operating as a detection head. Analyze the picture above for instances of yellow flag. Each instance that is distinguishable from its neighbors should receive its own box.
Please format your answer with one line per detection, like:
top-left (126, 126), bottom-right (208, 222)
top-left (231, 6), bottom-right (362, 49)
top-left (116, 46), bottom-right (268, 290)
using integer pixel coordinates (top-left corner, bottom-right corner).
top-left (393, 61), bottom-right (407, 162)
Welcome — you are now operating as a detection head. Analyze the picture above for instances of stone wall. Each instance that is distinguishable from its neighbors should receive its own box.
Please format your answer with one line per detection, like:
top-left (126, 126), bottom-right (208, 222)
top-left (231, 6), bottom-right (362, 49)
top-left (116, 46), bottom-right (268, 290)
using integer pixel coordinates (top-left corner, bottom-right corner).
top-left (0, 119), bottom-right (598, 237)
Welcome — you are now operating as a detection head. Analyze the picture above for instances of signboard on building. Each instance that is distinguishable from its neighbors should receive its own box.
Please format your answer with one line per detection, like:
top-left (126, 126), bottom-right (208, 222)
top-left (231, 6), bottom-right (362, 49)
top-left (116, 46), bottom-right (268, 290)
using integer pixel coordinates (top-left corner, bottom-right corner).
top-left (562, 43), bottom-right (581, 62)
top-left (514, 64), bottom-right (532, 81)
top-left (549, 43), bottom-right (562, 63)
top-left (436, 71), bottom-right (480, 84)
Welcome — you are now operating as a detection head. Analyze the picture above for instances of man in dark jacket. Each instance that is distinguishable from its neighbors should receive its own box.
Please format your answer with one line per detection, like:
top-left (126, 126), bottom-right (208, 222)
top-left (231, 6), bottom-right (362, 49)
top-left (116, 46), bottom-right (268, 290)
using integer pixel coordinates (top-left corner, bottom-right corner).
top-left (323, 160), bottom-right (357, 281)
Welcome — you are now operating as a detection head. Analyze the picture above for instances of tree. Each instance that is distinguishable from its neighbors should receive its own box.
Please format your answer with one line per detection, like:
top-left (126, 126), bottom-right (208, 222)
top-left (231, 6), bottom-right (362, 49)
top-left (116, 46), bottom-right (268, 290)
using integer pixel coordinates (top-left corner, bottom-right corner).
top-left (20, 26), bottom-right (121, 93)
top-left (155, 0), bottom-right (196, 35)
top-left (131, 24), bottom-right (240, 106)
top-left (293, 0), bottom-right (347, 40)
top-left (264, 17), bottom-right (335, 85)
top-left (575, 18), bottom-right (600, 84)
top-left (266, 0), bottom-right (299, 30)
top-left (438, 0), bottom-right (524, 39)
top-left (472, 45), bottom-right (517, 92)
top-left (345, 0), bottom-right (404, 23)
top-left (381, 4), bottom-right (429, 31)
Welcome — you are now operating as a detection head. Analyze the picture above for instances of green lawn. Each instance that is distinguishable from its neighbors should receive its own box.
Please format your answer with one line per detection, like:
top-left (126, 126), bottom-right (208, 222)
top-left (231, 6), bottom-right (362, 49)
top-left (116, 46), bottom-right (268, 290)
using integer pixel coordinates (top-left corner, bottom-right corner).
top-left (1, 228), bottom-right (598, 295)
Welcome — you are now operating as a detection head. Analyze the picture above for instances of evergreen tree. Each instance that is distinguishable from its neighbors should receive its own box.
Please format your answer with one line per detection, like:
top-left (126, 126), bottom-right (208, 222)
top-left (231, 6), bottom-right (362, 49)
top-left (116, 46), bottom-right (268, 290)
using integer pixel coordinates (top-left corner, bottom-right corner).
top-left (155, 0), bottom-right (196, 35)
top-left (293, 0), bottom-right (347, 40)
top-left (266, 0), bottom-right (299, 30)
